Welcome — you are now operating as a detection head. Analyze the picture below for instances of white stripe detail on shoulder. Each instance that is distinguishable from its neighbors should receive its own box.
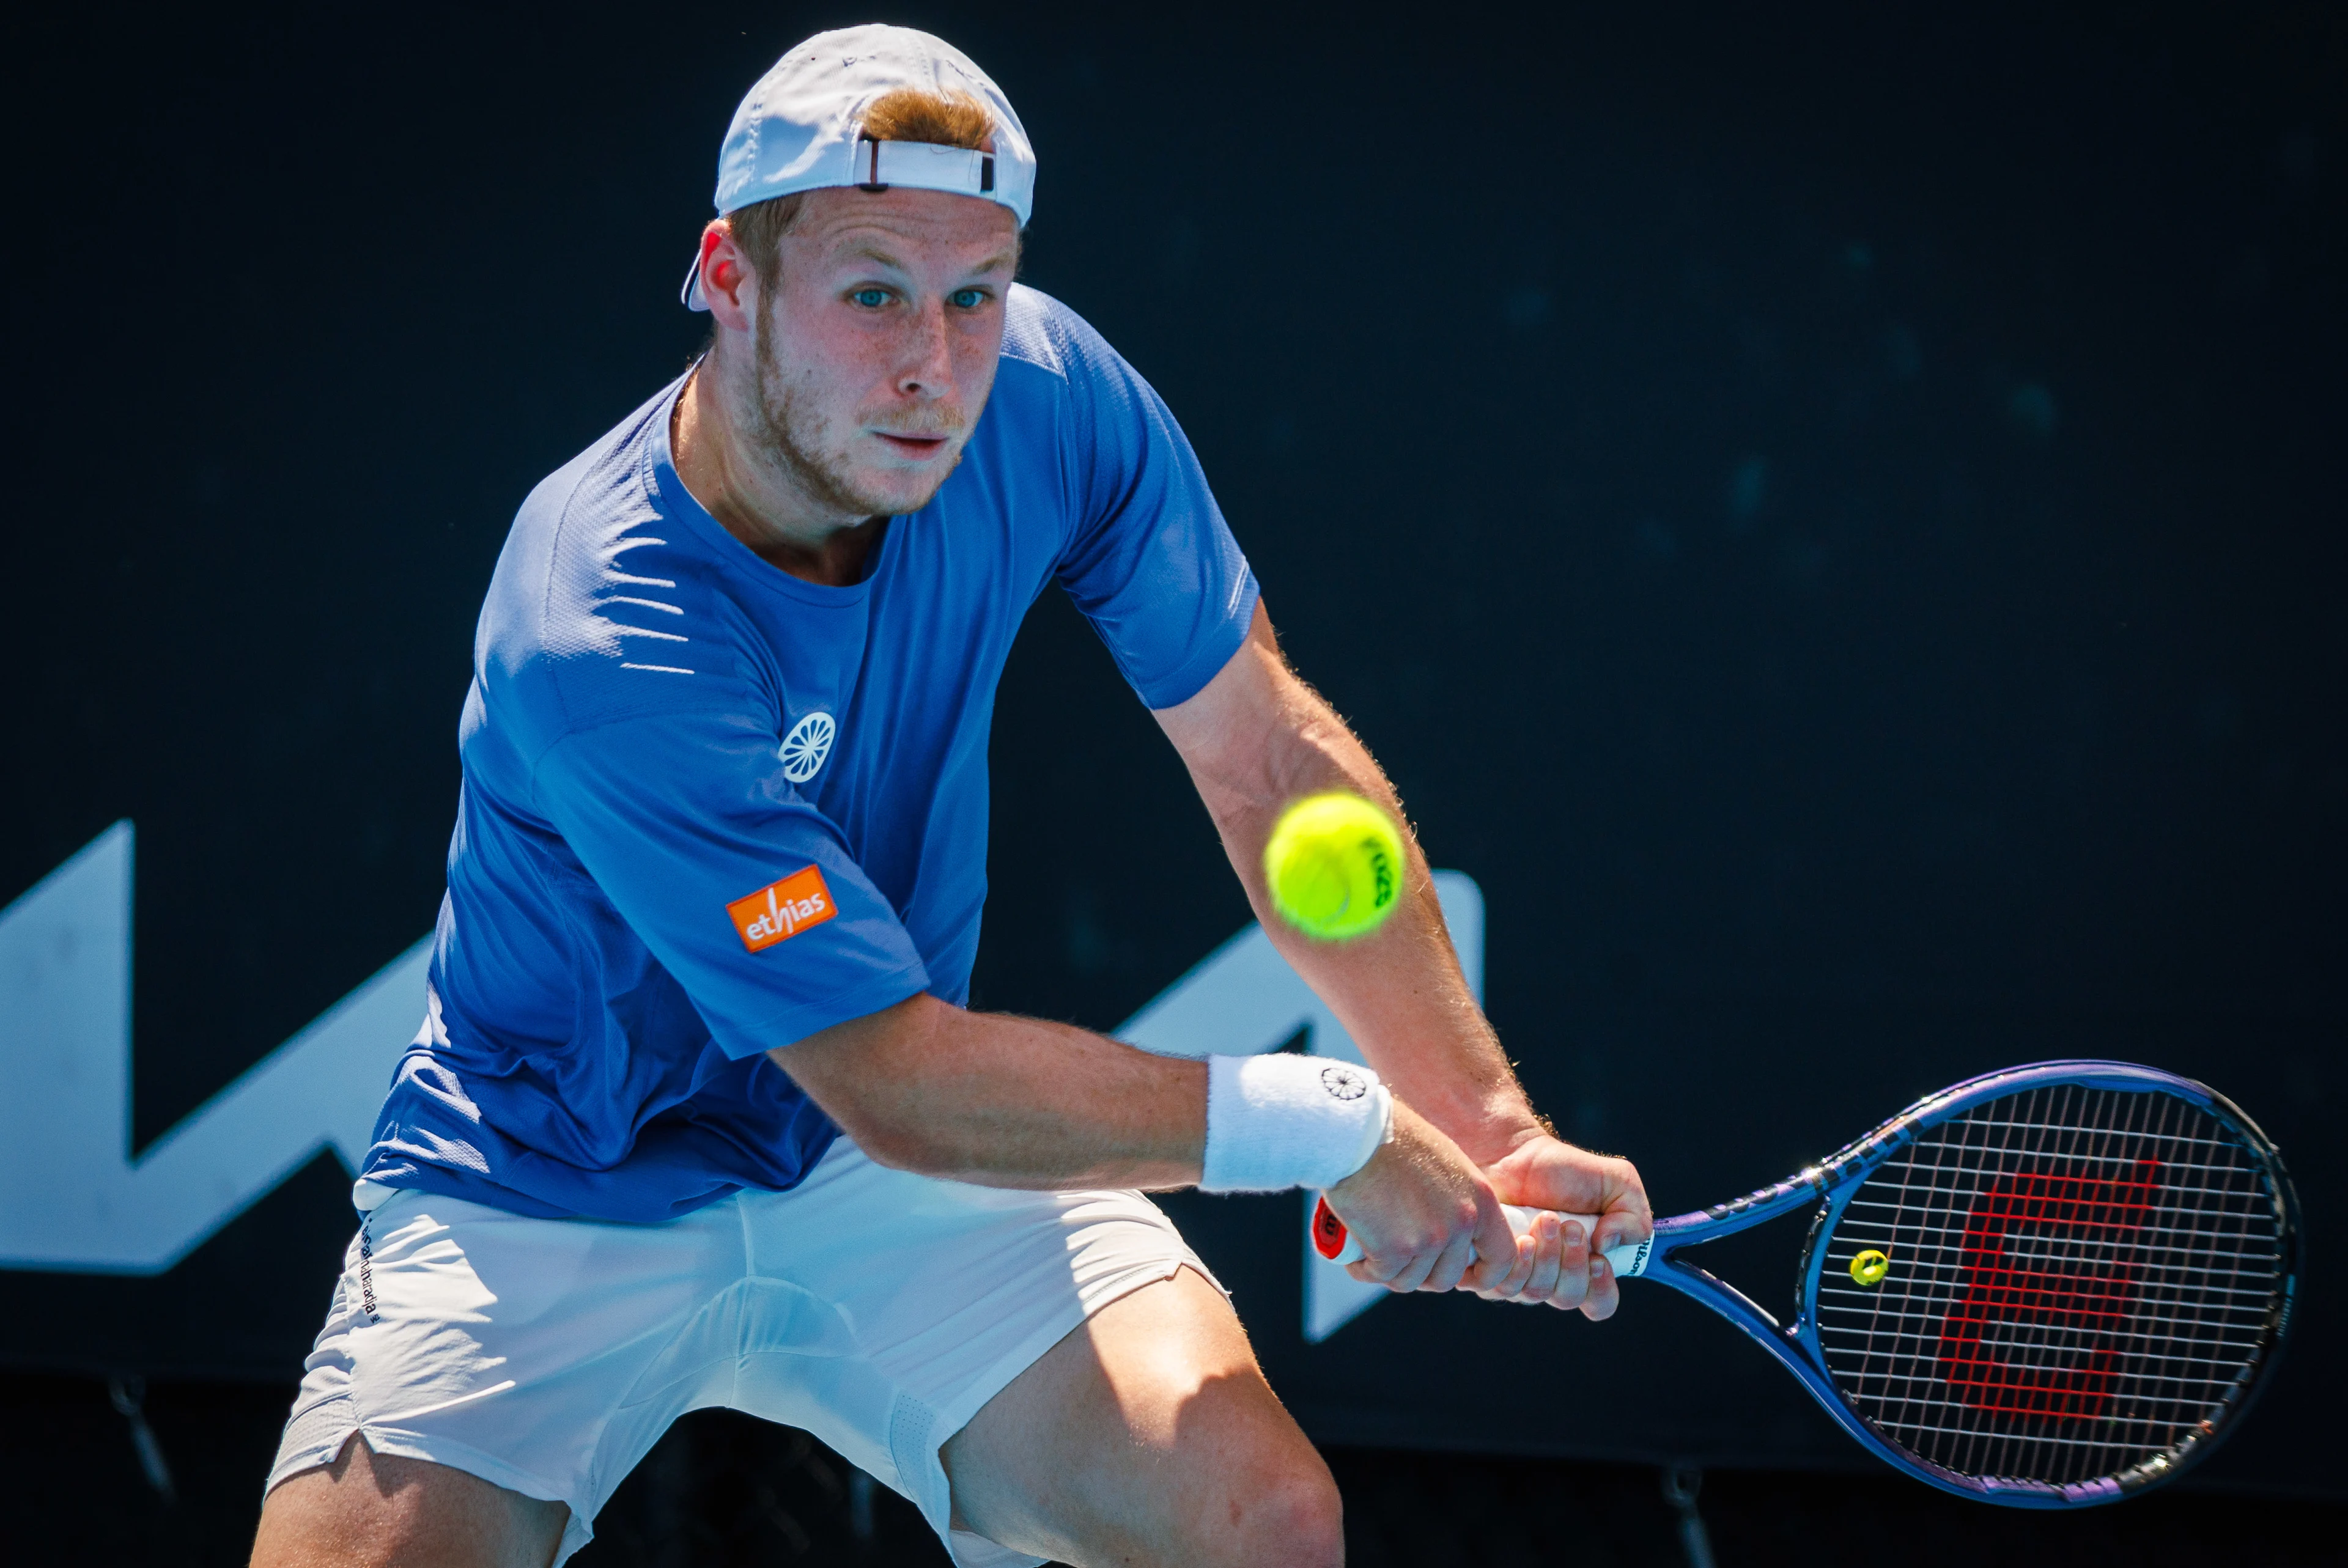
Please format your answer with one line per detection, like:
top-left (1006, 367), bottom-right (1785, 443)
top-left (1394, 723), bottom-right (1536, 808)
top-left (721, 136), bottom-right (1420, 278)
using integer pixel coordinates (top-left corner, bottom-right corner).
top-left (619, 663), bottom-right (696, 675)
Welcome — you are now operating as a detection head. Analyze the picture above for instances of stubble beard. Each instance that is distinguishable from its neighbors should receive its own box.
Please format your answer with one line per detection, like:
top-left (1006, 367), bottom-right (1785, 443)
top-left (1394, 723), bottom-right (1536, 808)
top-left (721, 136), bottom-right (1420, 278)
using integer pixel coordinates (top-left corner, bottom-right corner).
top-left (747, 309), bottom-right (959, 521)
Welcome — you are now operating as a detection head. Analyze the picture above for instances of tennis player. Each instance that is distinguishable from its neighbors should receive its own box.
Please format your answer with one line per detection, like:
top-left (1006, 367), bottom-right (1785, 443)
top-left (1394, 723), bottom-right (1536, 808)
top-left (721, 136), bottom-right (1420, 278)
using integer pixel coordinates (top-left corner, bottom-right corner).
top-left (251, 25), bottom-right (1648, 1568)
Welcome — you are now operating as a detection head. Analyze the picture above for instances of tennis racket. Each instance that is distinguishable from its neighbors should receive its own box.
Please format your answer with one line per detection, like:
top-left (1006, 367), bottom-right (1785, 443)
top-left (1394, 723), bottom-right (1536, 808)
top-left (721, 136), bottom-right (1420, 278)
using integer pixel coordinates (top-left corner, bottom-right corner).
top-left (1311, 1059), bottom-right (2300, 1507)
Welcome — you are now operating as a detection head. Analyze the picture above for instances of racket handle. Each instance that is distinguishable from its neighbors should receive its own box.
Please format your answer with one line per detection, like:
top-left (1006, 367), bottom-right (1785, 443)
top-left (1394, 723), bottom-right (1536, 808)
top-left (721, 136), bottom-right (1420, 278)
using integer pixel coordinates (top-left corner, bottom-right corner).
top-left (1311, 1195), bottom-right (1653, 1278)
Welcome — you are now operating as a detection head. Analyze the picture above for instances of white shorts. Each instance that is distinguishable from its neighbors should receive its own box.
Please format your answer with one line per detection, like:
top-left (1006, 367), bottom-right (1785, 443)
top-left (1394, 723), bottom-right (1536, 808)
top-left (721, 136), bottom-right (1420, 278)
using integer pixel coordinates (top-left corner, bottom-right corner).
top-left (267, 1139), bottom-right (1217, 1567)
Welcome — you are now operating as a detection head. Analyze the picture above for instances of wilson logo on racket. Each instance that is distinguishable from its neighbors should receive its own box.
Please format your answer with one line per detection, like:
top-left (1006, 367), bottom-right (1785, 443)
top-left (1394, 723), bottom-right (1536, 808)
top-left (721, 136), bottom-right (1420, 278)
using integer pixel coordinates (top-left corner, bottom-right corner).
top-left (727, 865), bottom-right (836, 952)
top-left (1304, 1061), bottom-right (2297, 1509)
top-left (1936, 1159), bottom-right (2163, 1423)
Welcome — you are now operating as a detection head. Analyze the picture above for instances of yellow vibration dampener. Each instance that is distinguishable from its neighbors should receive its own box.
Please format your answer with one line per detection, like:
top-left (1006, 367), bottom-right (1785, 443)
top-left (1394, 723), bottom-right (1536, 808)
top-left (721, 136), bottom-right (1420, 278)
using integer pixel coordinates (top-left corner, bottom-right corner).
top-left (1850, 1249), bottom-right (1891, 1287)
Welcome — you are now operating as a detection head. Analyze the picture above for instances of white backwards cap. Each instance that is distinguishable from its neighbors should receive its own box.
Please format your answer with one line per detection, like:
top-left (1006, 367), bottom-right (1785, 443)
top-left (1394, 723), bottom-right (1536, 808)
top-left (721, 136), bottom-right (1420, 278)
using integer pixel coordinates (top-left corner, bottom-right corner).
top-left (682, 24), bottom-right (1036, 311)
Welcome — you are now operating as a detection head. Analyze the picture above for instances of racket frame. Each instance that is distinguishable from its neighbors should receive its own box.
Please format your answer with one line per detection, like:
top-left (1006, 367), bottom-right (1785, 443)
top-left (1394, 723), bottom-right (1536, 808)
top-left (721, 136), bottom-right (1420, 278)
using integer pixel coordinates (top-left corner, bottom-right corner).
top-left (1630, 1059), bottom-right (2300, 1508)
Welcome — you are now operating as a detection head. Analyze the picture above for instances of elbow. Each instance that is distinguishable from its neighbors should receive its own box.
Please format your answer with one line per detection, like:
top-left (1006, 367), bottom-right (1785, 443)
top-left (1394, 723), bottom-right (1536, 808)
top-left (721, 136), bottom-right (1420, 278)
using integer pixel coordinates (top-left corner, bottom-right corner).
top-left (773, 992), bottom-right (962, 1176)
top-left (832, 1110), bottom-right (948, 1175)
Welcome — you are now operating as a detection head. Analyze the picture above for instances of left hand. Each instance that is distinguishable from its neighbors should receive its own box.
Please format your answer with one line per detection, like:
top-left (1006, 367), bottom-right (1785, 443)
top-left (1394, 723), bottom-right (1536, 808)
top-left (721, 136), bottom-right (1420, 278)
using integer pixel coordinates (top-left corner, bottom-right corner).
top-left (1471, 1134), bottom-right (1652, 1319)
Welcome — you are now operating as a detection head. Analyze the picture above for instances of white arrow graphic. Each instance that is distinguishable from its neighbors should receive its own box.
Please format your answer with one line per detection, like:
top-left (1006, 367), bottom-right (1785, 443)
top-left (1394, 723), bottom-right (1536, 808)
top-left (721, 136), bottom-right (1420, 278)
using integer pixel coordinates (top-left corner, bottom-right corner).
top-left (0, 822), bottom-right (431, 1273)
top-left (1117, 872), bottom-right (1485, 1342)
top-left (0, 819), bottom-right (1484, 1333)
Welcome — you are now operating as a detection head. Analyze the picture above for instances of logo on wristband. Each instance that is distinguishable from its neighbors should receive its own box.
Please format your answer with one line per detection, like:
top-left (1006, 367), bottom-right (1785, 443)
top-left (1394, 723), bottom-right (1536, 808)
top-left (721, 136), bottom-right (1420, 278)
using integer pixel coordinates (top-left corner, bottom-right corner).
top-left (1319, 1065), bottom-right (1370, 1102)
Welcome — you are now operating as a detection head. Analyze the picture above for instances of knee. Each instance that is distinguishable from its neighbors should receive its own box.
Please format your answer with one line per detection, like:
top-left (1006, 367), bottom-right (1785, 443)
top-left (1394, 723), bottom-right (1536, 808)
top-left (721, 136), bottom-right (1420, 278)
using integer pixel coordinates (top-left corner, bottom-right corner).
top-left (1223, 1457), bottom-right (1343, 1568)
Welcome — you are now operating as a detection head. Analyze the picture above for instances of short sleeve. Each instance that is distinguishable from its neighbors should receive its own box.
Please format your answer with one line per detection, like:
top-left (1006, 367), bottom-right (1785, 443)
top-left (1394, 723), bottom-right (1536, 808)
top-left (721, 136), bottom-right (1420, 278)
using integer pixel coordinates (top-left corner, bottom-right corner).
top-left (1049, 316), bottom-right (1260, 710)
top-left (533, 705), bottom-right (931, 1058)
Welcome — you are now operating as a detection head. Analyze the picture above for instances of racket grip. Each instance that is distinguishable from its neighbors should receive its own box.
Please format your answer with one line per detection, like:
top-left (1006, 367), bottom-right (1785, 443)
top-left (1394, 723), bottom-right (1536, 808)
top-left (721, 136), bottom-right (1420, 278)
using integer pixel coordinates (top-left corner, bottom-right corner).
top-left (1311, 1195), bottom-right (1653, 1278)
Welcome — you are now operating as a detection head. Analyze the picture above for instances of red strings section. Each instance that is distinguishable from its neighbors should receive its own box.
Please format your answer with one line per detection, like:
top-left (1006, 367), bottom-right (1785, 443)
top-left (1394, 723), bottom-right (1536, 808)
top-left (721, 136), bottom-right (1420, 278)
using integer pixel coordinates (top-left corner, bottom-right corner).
top-left (1936, 1159), bottom-right (2163, 1421)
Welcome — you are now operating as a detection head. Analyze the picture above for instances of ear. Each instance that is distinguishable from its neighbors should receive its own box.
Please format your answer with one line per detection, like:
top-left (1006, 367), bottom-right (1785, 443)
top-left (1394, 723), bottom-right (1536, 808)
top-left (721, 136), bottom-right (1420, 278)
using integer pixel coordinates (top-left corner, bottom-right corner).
top-left (697, 219), bottom-right (759, 333)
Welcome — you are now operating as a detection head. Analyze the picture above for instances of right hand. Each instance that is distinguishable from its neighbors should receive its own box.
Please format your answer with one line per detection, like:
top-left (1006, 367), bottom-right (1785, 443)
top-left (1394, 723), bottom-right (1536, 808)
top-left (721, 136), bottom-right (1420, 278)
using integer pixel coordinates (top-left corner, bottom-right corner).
top-left (1320, 1100), bottom-right (1519, 1295)
top-left (1469, 1132), bottom-right (1650, 1319)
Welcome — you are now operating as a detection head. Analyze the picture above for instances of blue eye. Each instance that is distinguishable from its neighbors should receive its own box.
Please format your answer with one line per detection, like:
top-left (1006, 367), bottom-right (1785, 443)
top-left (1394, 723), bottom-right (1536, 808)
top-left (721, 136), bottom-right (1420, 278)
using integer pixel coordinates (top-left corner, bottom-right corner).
top-left (950, 287), bottom-right (987, 309)
top-left (851, 287), bottom-right (890, 308)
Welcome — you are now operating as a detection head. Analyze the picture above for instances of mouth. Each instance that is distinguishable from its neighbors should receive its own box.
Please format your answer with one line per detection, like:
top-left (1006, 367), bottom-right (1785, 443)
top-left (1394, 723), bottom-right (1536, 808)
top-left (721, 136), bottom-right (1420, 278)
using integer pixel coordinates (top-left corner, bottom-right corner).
top-left (872, 432), bottom-right (953, 460)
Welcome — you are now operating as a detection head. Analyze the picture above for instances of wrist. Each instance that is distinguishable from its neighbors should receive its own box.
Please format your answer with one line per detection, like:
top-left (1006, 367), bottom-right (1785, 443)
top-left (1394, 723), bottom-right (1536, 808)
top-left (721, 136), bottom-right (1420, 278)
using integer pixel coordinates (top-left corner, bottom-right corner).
top-left (1199, 1055), bottom-right (1394, 1193)
top-left (1434, 1097), bottom-right (1551, 1168)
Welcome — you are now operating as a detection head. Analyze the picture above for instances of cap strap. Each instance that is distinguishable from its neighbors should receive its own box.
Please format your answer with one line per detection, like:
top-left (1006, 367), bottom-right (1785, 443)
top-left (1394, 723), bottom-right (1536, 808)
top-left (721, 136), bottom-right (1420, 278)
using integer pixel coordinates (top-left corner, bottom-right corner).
top-left (852, 136), bottom-right (1002, 202)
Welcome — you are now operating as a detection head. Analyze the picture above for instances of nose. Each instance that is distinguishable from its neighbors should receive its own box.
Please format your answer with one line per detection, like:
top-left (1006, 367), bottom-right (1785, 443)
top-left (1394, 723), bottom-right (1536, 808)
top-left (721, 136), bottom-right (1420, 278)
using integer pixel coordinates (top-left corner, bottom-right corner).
top-left (895, 297), bottom-right (954, 402)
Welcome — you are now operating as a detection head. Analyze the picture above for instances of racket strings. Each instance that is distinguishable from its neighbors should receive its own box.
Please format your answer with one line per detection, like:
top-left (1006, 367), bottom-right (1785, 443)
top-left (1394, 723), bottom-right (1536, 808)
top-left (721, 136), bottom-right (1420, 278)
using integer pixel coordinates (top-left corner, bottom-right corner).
top-left (1812, 1085), bottom-right (2283, 1489)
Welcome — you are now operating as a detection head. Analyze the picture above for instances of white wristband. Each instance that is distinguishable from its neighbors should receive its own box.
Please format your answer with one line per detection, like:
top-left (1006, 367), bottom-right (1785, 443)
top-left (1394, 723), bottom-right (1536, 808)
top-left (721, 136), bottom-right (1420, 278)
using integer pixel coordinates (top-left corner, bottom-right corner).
top-left (1200, 1054), bottom-right (1394, 1193)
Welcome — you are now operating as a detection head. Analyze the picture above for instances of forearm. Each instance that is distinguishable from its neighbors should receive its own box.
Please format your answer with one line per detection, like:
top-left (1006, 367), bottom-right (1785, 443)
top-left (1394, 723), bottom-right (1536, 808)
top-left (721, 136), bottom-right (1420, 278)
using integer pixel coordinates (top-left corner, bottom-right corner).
top-left (771, 994), bottom-right (1206, 1188)
top-left (1214, 767), bottom-right (1541, 1164)
top-left (777, 984), bottom-right (1542, 1306)
top-left (1157, 608), bottom-right (1546, 1165)
top-left (1280, 866), bottom-right (1541, 1164)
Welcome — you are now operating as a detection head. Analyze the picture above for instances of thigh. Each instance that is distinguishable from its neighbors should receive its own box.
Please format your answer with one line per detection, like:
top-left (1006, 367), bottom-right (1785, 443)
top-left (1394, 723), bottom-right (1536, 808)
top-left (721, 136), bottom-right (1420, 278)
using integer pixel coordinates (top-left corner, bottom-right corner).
top-left (252, 1432), bottom-right (566, 1568)
top-left (262, 1188), bottom-right (738, 1562)
top-left (733, 1141), bottom-right (1224, 1548)
top-left (942, 1268), bottom-right (1343, 1568)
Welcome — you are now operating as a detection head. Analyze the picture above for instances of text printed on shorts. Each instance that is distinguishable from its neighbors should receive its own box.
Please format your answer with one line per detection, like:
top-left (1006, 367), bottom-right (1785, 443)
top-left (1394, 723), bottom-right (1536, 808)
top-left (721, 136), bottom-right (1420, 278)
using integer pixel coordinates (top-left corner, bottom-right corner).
top-left (728, 865), bottom-right (838, 952)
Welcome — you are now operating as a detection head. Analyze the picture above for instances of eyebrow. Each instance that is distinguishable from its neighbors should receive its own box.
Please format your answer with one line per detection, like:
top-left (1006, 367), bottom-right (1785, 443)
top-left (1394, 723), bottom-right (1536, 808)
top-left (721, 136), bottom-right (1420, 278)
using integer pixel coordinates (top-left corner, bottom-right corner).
top-left (838, 243), bottom-right (1021, 279)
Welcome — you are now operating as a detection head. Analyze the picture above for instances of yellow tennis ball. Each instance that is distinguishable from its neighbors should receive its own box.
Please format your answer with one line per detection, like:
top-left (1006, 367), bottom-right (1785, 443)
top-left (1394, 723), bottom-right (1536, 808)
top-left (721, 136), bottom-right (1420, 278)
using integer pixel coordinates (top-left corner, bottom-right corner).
top-left (1264, 792), bottom-right (1405, 940)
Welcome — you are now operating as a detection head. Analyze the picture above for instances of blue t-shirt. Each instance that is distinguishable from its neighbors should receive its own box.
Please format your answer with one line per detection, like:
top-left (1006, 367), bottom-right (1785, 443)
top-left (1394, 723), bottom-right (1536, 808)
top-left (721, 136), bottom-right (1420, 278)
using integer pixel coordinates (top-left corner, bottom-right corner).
top-left (362, 287), bottom-right (1258, 1222)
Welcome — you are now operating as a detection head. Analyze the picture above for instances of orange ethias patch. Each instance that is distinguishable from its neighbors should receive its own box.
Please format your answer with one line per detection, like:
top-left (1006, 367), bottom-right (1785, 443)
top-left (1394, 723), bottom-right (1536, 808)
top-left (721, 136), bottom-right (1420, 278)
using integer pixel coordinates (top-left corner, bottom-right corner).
top-left (727, 864), bottom-right (838, 952)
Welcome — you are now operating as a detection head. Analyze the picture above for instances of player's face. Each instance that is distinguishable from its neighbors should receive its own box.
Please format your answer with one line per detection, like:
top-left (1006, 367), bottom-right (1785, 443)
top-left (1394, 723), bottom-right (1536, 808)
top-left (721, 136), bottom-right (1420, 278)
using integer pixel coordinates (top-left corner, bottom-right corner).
top-left (749, 188), bottom-right (1019, 520)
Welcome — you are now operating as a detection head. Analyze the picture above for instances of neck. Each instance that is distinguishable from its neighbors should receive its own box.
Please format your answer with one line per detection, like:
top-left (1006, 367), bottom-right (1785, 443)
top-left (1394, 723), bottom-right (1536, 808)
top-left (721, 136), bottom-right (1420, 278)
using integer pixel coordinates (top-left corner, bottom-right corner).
top-left (670, 361), bottom-right (884, 587)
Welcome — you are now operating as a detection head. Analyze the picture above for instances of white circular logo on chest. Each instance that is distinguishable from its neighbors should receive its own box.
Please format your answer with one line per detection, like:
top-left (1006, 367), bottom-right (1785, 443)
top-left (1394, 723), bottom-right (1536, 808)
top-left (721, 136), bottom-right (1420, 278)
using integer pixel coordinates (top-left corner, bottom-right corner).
top-left (780, 711), bottom-right (836, 784)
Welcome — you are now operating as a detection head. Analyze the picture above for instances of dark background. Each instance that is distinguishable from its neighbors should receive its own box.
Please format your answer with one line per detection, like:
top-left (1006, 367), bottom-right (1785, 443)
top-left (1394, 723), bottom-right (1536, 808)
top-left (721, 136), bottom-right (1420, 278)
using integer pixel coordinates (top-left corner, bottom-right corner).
top-left (3, 0), bottom-right (2341, 1561)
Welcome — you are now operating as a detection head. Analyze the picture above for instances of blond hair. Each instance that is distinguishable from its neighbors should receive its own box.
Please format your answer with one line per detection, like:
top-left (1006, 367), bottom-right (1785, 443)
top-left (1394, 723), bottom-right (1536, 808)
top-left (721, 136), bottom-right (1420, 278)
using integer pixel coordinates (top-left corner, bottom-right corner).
top-left (728, 87), bottom-right (1001, 278)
